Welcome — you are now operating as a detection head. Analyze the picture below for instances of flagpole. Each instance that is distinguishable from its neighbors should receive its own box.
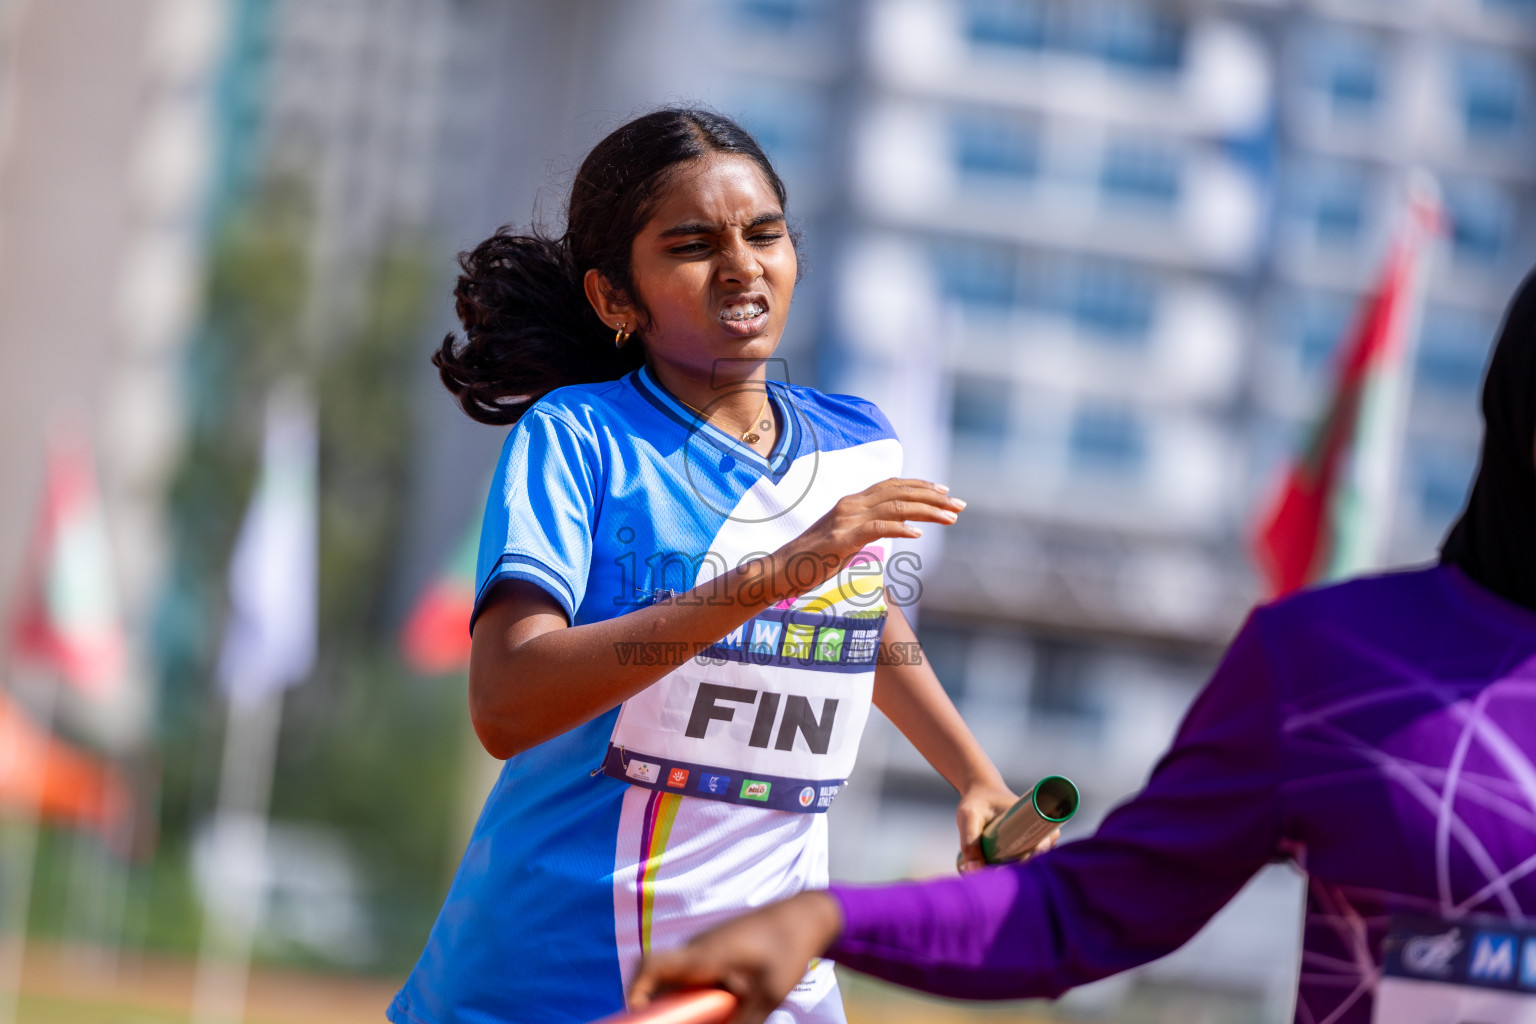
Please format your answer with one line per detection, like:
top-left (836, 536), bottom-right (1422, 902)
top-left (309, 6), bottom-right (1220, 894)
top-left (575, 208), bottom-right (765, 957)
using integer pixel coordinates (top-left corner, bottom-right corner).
top-left (190, 687), bottom-right (286, 1024)
top-left (62, 756), bottom-right (139, 988)
top-left (58, 781), bottom-right (128, 984)
top-left (0, 676), bottom-right (60, 1024)
top-left (190, 380), bottom-right (317, 1024)
top-left (1, 412), bottom-right (140, 1020)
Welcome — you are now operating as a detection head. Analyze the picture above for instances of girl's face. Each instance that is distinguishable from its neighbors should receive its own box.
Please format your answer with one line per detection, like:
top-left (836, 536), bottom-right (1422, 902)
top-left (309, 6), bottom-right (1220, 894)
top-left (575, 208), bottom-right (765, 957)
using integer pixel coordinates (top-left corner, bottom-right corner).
top-left (596, 153), bottom-right (797, 383)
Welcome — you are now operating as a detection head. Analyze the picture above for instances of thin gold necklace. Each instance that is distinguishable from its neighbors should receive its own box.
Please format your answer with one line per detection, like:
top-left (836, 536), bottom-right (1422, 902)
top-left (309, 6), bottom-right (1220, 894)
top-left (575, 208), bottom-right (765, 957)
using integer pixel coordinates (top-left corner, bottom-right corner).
top-left (679, 389), bottom-right (773, 445)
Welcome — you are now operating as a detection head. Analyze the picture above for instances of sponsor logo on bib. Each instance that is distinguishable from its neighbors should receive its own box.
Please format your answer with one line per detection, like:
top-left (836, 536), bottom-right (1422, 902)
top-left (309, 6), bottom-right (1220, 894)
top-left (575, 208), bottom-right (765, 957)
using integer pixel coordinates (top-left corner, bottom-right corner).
top-left (697, 772), bottom-right (731, 795)
top-left (741, 780), bottom-right (771, 801)
top-left (798, 786), bottom-right (815, 807)
top-left (666, 767), bottom-right (689, 788)
top-left (817, 784), bottom-right (840, 808)
top-left (625, 759), bottom-right (661, 784)
top-left (1404, 928), bottom-right (1463, 978)
top-left (1379, 914), bottom-right (1536, 1022)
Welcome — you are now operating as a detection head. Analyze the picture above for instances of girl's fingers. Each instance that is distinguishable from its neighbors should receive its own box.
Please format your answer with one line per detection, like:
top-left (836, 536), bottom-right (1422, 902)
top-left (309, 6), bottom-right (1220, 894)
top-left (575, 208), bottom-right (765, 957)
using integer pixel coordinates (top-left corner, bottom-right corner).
top-left (891, 477), bottom-right (949, 493)
top-left (884, 479), bottom-right (961, 500)
top-left (863, 521), bottom-right (924, 542)
top-left (889, 489), bottom-right (966, 515)
top-left (876, 501), bottom-right (959, 524)
top-left (863, 479), bottom-right (959, 508)
top-left (957, 835), bottom-right (986, 873)
top-left (627, 949), bottom-right (723, 1008)
top-left (863, 477), bottom-right (941, 494)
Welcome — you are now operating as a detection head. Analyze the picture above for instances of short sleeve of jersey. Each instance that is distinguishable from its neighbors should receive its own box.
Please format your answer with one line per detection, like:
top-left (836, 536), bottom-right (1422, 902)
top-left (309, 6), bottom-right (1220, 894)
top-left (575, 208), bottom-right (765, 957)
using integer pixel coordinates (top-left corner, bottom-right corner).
top-left (821, 391), bottom-right (903, 472)
top-left (472, 406), bottom-right (600, 626)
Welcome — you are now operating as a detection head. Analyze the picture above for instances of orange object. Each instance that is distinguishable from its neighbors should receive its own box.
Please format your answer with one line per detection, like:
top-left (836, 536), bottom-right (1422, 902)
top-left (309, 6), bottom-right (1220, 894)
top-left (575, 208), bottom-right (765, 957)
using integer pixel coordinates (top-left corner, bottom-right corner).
top-left (592, 990), bottom-right (738, 1024)
top-left (401, 521), bottom-right (479, 676)
top-left (401, 577), bottom-right (475, 675)
top-left (0, 689), bottom-right (129, 836)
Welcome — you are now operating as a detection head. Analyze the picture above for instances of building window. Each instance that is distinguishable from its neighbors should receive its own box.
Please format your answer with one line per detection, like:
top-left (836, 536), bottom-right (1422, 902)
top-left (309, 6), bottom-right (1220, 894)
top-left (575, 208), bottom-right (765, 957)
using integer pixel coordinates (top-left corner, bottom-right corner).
top-left (1100, 139), bottom-right (1182, 207)
top-left (1328, 48), bottom-right (1381, 113)
top-left (1313, 193), bottom-right (1364, 243)
top-left (1281, 289), bottom-right (1353, 377)
top-left (1298, 307), bottom-right (1346, 375)
top-left (1028, 642), bottom-right (1104, 732)
top-left (1457, 48), bottom-right (1530, 140)
top-left (964, 0), bottom-right (1185, 74)
top-left (914, 624), bottom-right (972, 700)
top-left (951, 375), bottom-right (1012, 450)
top-left (933, 239), bottom-right (1019, 310)
top-left (730, 88), bottom-right (823, 170)
top-left (1416, 305), bottom-right (1493, 398)
top-left (1081, 4), bottom-right (1185, 74)
top-left (1288, 162), bottom-right (1370, 248)
top-left (1070, 261), bottom-right (1156, 342)
top-left (1068, 405), bottom-right (1148, 476)
top-left (1302, 26), bottom-right (1386, 121)
top-left (732, 0), bottom-right (819, 30)
top-left (964, 0), bottom-right (1048, 50)
top-left (952, 108), bottom-right (1041, 181)
top-left (1443, 179), bottom-right (1515, 267)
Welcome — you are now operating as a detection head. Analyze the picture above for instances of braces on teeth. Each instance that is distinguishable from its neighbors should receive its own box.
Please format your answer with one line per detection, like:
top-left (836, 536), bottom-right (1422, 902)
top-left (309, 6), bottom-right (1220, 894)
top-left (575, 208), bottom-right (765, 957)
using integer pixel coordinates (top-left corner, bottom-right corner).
top-left (721, 303), bottom-right (765, 321)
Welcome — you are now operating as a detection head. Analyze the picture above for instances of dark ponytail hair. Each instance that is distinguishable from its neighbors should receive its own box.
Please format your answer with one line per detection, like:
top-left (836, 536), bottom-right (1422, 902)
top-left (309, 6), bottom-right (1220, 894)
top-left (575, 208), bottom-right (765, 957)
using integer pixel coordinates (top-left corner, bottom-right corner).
top-left (435, 107), bottom-right (792, 425)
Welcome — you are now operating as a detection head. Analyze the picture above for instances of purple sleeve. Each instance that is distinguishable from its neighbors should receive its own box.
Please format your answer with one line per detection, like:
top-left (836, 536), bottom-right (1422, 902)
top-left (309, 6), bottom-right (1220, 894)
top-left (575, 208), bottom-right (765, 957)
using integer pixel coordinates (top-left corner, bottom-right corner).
top-left (827, 611), bottom-right (1285, 999)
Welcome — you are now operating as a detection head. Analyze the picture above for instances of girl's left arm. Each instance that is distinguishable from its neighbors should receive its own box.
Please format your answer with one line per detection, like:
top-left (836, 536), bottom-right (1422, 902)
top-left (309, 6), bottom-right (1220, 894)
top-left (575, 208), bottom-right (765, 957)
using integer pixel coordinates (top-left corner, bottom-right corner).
top-left (872, 604), bottom-right (1020, 871)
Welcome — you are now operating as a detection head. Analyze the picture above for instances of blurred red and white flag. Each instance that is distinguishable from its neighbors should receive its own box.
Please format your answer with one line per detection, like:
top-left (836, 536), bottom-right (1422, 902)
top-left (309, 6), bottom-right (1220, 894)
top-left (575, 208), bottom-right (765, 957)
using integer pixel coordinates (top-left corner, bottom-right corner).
top-left (1254, 179), bottom-right (1442, 597)
top-left (8, 424), bottom-right (127, 696)
top-left (217, 383), bottom-right (318, 705)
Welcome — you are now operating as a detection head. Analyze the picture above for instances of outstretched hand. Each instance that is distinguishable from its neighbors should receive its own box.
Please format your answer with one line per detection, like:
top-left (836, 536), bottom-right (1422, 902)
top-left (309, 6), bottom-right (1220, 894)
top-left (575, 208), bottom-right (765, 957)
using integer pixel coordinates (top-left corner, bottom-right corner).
top-left (773, 479), bottom-right (964, 597)
top-left (627, 891), bottom-right (844, 1024)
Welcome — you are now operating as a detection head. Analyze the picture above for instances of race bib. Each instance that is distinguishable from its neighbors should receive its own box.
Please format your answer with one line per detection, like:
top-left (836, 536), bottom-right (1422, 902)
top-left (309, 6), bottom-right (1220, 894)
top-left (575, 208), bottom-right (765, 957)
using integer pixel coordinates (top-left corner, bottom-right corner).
top-left (604, 433), bottom-right (904, 812)
top-left (1375, 915), bottom-right (1536, 1023)
top-left (604, 556), bottom-right (888, 813)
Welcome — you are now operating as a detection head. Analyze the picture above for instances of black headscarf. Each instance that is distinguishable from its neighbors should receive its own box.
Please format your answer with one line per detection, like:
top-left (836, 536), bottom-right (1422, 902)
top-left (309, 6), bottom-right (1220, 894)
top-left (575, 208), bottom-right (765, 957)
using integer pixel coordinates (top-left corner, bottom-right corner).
top-left (1441, 268), bottom-right (1536, 612)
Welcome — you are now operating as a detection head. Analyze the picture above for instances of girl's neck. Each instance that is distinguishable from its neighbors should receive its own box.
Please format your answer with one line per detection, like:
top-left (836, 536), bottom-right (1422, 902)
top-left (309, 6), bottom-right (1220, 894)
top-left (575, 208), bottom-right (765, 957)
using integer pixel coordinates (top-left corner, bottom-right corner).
top-left (647, 360), bottom-right (776, 451)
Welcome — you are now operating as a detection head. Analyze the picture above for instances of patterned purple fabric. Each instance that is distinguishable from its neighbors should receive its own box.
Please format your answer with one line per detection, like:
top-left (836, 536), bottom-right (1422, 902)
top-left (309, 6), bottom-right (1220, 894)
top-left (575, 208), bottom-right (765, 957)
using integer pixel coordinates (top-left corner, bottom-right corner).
top-left (828, 565), bottom-right (1536, 1024)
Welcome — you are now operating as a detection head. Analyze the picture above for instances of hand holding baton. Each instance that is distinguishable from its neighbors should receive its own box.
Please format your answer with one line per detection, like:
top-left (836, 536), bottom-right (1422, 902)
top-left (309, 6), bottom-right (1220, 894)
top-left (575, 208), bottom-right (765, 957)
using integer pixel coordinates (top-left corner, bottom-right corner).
top-left (593, 989), bottom-right (738, 1024)
top-left (961, 775), bottom-right (1079, 869)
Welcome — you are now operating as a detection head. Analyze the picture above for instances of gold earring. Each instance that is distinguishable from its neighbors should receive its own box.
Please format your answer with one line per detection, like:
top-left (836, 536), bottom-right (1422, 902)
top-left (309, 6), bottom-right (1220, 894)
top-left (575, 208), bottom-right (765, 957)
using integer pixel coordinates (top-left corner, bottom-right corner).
top-left (614, 322), bottom-right (631, 349)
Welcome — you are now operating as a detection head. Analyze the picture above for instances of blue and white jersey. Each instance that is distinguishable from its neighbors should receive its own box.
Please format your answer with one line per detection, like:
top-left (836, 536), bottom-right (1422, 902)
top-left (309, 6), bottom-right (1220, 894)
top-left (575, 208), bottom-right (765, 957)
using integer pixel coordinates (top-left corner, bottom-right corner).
top-left (389, 366), bottom-right (905, 1024)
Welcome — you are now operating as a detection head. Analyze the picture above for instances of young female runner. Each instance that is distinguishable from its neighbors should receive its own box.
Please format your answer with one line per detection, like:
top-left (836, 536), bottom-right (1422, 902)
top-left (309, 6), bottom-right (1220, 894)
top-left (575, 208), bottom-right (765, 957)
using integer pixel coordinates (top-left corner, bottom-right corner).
top-left (386, 108), bottom-right (1019, 1024)
top-left (630, 270), bottom-right (1536, 1024)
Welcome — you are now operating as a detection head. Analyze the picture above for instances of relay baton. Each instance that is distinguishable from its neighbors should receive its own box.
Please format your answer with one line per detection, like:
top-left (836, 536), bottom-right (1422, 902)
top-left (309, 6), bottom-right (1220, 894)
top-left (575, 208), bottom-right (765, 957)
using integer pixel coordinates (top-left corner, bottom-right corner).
top-left (592, 989), bottom-right (737, 1024)
top-left (965, 775), bottom-right (1080, 868)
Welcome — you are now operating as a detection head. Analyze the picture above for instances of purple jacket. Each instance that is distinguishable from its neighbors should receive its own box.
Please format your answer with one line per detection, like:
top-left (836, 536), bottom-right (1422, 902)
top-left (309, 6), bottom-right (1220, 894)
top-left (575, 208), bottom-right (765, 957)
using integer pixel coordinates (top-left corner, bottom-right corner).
top-left (829, 565), bottom-right (1536, 1023)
